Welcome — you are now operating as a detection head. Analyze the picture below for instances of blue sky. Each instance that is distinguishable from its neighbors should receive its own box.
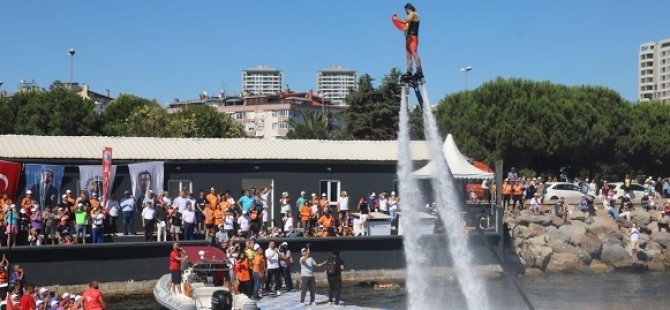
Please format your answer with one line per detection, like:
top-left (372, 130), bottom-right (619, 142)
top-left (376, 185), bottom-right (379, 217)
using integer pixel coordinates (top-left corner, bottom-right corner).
top-left (0, 0), bottom-right (668, 104)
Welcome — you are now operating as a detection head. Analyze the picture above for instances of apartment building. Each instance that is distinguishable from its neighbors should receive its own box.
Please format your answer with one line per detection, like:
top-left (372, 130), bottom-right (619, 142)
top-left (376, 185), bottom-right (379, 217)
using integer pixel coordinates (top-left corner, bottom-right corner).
top-left (317, 65), bottom-right (357, 106)
top-left (639, 38), bottom-right (670, 102)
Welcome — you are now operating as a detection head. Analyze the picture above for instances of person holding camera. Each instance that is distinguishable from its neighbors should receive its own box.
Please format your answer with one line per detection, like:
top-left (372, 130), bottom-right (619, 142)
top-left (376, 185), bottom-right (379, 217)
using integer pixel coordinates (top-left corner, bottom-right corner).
top-left (299, 247), bottom-right (317, 306)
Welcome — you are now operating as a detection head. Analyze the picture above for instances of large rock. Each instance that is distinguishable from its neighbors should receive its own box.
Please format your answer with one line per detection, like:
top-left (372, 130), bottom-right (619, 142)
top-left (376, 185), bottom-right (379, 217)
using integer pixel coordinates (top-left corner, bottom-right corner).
top-left (528, 223), bottom-right (546, 237)
top-left (580, 233), bottom-right (603, 257)
top-left (546, 227), bottom-right (569, 244)
top-left (589, 259), bottom-right (613, 273)
top-left (523, 268), bottom-right (544, 276)
top-left (647, 257), bottom-right (667, 271)
top-left (570, 211), bottom-right (587, 221)
top-left (548, 240), bottom-right (580, 255)
top-left (650, 232), bottom-right (670, 249)
top-left (516, 214), bottom-right (551, 227)
top-left (512, 225), bottom-right (530, 239)
top-left (588, 217), bottom-right (619, 237)
top-left (600, 243), bottom-right (634, 268)
top-left (528, 235), bottom-right (548, 247)
top-left (550, 215), bottom-right (565, 227)
top-left (631, 209), bottom-right (651, 226)
top-left (559, 223), bottom-right (587, 246)
top-left (650, 210), bottom-right (663, 222)
top-left (648, 221), bottom-right (659, 234)
top-left (546, 253), bottom-right (580, 273)
top-left (528, 246), bottom-right (553, 269)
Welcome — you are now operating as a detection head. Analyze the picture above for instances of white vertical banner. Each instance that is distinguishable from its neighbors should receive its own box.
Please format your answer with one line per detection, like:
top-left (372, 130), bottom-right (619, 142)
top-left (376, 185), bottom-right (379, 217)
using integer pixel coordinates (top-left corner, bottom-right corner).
top-left (79, 165), bottom-right (117, 198)
top-left (128, 161), bottom-right (164, 199)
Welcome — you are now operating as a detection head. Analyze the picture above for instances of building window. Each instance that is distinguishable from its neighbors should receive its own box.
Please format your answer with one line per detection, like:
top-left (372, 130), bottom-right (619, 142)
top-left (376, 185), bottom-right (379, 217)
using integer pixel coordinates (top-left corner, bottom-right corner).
top-left (232, 112), bottom-right (244, 120)
top-left (278, 122), bottom-right (289, 129)
top-left (278, 110), bottom-right (290, 117)
top-left (320, 180), bottom-right (341, 206)
top-left (168, 180), bottom-right (193, 196)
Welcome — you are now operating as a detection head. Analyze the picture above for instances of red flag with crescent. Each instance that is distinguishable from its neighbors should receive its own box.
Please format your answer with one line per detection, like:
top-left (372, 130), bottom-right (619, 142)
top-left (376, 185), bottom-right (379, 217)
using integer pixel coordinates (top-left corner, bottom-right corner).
top-left (0, 160), bottom-right (22, 200)
top-left (102, 147), bottom-right (113, 204)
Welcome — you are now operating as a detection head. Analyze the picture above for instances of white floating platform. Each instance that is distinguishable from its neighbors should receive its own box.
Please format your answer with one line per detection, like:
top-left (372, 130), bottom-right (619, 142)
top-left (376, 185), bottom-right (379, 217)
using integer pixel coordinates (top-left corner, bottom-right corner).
top-left (255, 290), bottom-right (383, 310)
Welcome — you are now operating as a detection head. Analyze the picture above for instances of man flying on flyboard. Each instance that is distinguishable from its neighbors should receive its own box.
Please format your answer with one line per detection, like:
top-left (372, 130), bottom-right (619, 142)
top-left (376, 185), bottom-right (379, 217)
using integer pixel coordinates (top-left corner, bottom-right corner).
top-left (392, 3), bottom-right (423, 83)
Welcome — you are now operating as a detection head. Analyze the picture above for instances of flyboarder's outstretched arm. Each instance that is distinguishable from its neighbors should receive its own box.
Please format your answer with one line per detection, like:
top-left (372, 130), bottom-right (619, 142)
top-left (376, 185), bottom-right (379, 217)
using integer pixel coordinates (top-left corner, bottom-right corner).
top-left (392, 13), bottom-right (415, 23)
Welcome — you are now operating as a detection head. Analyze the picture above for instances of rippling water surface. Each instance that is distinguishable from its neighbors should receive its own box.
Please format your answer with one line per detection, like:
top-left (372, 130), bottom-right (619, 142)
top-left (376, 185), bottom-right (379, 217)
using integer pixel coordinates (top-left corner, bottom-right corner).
top-left (108, 272), bottom-right (670, 310)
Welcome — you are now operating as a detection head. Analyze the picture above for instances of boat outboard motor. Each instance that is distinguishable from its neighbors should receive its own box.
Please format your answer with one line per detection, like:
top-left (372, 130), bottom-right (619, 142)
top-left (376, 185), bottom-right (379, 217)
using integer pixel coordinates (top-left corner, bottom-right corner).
top-left (211, 290), bottom-right (233, 310)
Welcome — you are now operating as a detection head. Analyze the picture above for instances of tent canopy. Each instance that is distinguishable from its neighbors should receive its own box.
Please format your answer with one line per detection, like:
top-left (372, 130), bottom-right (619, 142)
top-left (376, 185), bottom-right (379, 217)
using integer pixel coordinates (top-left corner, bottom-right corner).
top-left (413, 134), bottom-right (494, 180)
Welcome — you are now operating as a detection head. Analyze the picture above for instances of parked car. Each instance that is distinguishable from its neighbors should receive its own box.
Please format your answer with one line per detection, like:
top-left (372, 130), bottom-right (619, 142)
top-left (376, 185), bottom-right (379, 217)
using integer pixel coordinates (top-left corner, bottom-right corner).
top-left (606, 182), bottom-right (647, 204)
top-left (543, 182), bottom-right (598, 205)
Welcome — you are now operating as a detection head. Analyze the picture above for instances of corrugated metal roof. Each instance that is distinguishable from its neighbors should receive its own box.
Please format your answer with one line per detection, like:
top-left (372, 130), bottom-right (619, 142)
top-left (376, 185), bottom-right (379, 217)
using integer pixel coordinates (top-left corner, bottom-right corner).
top-left (0, 135), bottom-right (431, 161)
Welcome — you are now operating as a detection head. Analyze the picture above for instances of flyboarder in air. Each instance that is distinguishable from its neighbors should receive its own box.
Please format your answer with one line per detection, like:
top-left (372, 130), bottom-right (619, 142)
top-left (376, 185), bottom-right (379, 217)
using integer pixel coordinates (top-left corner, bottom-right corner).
top-left (392, 3), bottom-right (422, 81)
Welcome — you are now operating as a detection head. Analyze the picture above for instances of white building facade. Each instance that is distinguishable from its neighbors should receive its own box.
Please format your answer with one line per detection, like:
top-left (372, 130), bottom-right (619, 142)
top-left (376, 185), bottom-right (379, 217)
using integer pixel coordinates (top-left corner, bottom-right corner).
top-left (317, 66), bottom-right (357, 106)
top-left (242, 65), bottom-right (283, 96)
top-left (639, 39), bottom-right (670, 103)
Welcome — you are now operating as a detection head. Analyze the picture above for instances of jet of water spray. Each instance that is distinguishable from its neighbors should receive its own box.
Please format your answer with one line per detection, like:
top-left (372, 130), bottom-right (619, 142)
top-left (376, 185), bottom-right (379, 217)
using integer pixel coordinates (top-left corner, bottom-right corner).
top-left (419, 84), bottom-right (490, 310)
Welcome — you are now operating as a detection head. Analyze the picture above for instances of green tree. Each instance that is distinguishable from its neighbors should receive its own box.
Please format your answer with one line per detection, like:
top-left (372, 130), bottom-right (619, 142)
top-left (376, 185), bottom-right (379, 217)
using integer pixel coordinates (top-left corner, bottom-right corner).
top-left (339, 69), bottom-right (402, 140)
top-left (124, 104), bottom-right (169, 137)
top-left (436, 78), bottom-right (636, 178)
top-left (101, 94), bottom-right (159, 136)
top-left (286, 111), bottom-right (329, 139)
top-left (12, 82), bottom-right (99, 136)
top-left (168, 104), bottom-right (244, 138)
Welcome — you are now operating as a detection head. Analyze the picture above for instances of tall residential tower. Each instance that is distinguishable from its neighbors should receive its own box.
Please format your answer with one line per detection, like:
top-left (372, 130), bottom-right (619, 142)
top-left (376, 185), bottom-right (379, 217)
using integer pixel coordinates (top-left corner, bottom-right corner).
top-left (242, 65), bottom-right (283, 95)
top-left (639, 38), bottom-right (670, 102)
top-left (317, 66), bottom-right (357, 105)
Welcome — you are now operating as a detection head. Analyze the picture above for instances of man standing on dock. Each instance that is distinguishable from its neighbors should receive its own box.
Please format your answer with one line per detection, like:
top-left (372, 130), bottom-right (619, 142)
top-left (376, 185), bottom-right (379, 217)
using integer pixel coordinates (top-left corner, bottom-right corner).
top-left (323, 251), bottom-right (345, 306)
top-left (82, 280), bottom-right (105, 310)
top-left (169, 243), bottom-right (187, 294)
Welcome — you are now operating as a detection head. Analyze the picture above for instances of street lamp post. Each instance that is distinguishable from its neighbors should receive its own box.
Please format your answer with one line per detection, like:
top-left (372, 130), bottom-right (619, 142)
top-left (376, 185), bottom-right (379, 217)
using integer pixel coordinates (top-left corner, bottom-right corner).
top-left (68, 48), bottom-right (76, 89)
top-left (0, 80), bottom-right (3, 98)
top-left (460, 66), bottom-right (473, 91)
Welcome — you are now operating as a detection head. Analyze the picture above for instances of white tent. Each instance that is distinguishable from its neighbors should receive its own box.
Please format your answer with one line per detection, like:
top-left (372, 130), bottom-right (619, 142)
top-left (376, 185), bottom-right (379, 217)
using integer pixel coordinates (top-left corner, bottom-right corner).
top-left (413, 134), bottom-right (494, 179)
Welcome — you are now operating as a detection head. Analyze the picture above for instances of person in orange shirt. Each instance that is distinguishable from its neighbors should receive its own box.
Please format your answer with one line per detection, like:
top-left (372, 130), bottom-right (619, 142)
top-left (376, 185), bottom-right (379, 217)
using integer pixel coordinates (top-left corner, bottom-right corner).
top-left (299, 201), bottom-right (311, 231)
top-left (251, 246), bottom-right (266, 299)
top-left (502, 180), bottom-right (512, 211)
top-left (21, 190), bottom-right (33, 211)
top-left (90, 193), bottom-right (101, 208)
top-left (235, 253), bottom-right (252, 298)
top-left (203, 204), bottom-right (215, 239)
top-left (317, 209), bottom-right (335, 236)
top-left (206, 188), bottom-right (219, 211)
top-left (512, 180), bottom-right (524, 210)
top-left (218, 196), bottom-right (231, 213)
top-left (319, 194), bottom-right (330, 215)
top-left (214, 204), bottom-right (225, 228)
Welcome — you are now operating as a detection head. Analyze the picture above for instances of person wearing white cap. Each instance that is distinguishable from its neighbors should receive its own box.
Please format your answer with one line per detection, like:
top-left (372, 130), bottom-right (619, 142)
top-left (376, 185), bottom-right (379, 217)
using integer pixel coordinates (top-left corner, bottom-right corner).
top-left (318, 193), bottom-right (330, 216)
top-left (299, 247), bottom-right (318, 305)
top-left (296, 191), bottom-right (308, 218)
top-left (237, 210), bottom-right (251, 238)
top-left (389, 191), bottom-right (399, 227)
top-left (337, 191), bottom-right (349, 217)
top-left (278, 241), bottom-right (294, 291)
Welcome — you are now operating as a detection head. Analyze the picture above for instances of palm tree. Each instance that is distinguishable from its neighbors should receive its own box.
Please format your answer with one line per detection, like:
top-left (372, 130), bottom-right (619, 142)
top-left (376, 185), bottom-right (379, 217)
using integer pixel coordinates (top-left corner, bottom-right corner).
top-left (286, 111), bottom-right (331, 139)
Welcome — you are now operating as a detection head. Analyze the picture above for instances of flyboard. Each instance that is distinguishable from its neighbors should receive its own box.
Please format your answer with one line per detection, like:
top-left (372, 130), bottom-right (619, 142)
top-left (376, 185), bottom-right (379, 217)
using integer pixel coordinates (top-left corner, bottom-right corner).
top-left (392, 14), bottom-right (425, 110)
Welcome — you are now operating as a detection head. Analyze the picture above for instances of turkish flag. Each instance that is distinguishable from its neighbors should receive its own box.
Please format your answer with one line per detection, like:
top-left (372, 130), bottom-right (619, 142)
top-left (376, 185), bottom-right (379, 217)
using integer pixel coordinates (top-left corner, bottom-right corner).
top-left (0, 160), bottom-right (22, 200)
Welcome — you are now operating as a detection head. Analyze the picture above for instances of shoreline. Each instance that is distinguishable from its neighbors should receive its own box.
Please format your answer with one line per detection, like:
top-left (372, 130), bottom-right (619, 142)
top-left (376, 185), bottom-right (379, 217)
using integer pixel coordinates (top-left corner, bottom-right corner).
top-left (50, 265), bottom-right (505, 296)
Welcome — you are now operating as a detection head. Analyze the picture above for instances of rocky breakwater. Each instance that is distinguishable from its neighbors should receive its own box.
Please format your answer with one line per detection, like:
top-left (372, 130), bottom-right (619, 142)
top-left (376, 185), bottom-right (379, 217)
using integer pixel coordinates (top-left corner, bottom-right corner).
top-left (507, 208), bottom-right (670, 274)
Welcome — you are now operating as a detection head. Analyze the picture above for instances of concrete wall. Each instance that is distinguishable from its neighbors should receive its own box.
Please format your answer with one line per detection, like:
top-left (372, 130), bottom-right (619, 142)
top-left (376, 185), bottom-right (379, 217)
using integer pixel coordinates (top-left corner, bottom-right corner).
top-left (2, 234), bottom-right (501, 286)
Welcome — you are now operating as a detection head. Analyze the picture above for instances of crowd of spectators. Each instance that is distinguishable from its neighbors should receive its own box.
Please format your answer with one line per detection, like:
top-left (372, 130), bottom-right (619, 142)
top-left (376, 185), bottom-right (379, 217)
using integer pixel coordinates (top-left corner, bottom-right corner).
top-left (0, 254), bottom-right (105, 309)
top-left (171, 239), bottom-right (346, 306)
top-left (496, 168), bottom-right (670, 226)
top-left (0, 185), bottom-right (402, 247)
